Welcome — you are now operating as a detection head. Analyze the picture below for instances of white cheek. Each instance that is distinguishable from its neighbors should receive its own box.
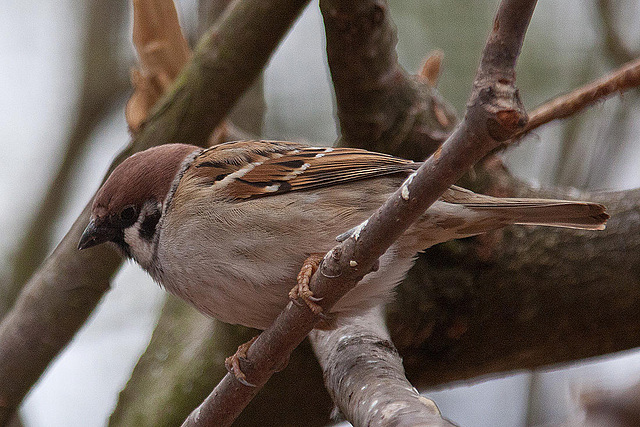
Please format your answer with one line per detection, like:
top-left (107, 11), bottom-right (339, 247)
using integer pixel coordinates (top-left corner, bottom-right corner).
top-left (124, 227), bottom-right (155, 269)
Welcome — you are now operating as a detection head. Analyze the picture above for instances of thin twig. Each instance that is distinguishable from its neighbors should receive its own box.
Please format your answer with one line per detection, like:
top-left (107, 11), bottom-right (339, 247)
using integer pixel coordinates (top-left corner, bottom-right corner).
top-left (513, 57), bottom-right (640, 139)
top-left (181, 1), bottom-right (538, 425)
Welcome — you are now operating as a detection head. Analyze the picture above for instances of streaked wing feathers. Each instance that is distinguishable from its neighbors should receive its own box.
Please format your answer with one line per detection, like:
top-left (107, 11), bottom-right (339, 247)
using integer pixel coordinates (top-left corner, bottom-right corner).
top-left (187, 140), bottom-right (419, 199)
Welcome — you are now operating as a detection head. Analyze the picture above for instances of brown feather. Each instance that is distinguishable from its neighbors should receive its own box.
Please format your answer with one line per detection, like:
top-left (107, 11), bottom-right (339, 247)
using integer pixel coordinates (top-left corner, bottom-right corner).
top-left (443, 186), bottom-right (609, 231)
top-left (184, 140), bottom-right (419, 200)
top-left (93, 144), bottom-right (201, 218)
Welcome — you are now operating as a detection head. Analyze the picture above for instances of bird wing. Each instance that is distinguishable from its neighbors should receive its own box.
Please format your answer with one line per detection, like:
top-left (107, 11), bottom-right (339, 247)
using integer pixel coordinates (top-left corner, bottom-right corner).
top-left (183, 140), bottom-right (420, 200)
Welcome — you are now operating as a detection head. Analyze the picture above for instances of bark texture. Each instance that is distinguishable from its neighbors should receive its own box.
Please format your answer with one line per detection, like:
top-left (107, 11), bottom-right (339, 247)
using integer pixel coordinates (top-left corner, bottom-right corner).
top-left (310, 307), bottom-right (455, 426)
top-left (320, 0), bottom-right (457, 160)
top-left (391, 163), bottom-right (640, 387)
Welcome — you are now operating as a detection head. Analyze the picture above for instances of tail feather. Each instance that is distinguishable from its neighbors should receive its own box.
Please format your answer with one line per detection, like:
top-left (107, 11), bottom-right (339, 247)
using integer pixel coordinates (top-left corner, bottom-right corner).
top-left (442, 185), bottom-right (609, 231)
top-left (481, 202), bottom-right (609, 230)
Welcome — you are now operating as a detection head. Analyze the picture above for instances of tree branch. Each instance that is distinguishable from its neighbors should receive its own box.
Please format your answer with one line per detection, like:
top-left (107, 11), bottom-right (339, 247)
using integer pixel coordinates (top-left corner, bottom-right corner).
top-left (309, 306), bottom-right (455, 426)
top-left (388, 161), bottom-right (640, 387)
top-left (316, 9), bottom-right (640, 423)
top-left (320, 0), bottom-right (457, 160)
top-left (181, 1), bottom-right (538, 425)
top-left (2, 0), bottom-right (129, 317)
top-left (513, 56), bottom-right (640, 141)
top-left (0, 0), bottom-right (310, 423)
top-left (309, 2), bottom-right (455, 424)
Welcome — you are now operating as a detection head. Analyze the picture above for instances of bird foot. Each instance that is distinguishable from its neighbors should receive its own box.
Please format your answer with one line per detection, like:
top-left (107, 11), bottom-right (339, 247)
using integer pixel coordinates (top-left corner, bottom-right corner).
top-left (289, 253), bottom-right (326, 315)
top-left (225, 336), bottom-right (258, 387)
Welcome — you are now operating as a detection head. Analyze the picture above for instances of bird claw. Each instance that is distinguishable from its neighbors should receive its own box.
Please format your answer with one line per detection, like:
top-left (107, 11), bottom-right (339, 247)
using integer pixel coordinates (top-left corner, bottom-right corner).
top-left (289, 253), bottom-right (326, 315)
top-left (236, 374), bottom-right (256, 388)
top-left (225, 336), bottom-right (258, 387)
top-left (306, 294), bottom-right (323, 302)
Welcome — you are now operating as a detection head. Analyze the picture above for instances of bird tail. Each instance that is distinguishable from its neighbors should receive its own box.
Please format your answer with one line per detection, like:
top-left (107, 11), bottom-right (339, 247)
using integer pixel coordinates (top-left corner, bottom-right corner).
top-left (442, 186), bottom-right (609, 232)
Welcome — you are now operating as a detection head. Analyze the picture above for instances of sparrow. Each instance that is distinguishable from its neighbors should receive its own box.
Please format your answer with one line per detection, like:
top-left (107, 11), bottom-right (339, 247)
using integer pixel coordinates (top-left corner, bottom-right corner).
top-left (79, 140), bottom-right (609, 331)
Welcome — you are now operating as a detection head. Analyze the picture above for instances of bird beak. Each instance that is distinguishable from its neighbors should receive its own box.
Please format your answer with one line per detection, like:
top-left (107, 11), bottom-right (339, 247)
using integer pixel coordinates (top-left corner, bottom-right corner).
top-left (78, 219), bottom-right (116, 250)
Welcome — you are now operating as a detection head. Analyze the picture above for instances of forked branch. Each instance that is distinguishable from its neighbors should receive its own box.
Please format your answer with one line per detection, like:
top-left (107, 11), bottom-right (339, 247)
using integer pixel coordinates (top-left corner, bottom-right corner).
top-left (181, 1), bottom-right (538, 426)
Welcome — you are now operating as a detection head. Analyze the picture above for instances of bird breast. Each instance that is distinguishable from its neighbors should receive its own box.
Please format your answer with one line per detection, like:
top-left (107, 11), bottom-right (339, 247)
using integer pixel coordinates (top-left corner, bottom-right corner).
top-left (152, 177), bottom-right (419, 329)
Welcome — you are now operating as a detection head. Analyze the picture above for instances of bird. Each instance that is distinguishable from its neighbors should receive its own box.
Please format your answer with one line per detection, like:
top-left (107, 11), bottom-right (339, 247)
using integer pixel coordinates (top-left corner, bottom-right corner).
top-left (79, 140), bottom-right (608, 330)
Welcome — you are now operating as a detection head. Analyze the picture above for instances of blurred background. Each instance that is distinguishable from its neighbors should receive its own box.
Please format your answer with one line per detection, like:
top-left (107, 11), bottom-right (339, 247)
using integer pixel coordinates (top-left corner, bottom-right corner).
top-left (1, 0), bottom-right (640, 425)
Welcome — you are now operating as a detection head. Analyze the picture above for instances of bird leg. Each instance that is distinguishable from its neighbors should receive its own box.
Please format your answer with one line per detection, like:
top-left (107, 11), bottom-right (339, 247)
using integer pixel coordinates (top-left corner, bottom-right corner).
top-left (289, 253), bottom-right (326, 315)
top-left (225, 335), bottom-right (258, 387)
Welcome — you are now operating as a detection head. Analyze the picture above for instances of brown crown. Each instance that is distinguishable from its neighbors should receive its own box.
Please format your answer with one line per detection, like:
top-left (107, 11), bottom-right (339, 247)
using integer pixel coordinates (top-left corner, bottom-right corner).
top-left (92, 144), bottom-right (200, 218)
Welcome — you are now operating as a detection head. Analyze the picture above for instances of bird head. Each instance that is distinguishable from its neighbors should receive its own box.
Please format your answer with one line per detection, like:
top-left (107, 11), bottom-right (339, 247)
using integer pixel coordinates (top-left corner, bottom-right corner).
top-left (78, 144), bottom-right (200, 264)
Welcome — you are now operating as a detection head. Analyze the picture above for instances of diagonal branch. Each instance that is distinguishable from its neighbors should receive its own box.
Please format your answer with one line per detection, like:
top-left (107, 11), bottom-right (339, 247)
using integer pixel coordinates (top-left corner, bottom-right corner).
top-left (0, 0), bottom-right (310, 424)
top-left (314, 9), bottom-right (640, 424)
top-left (181, 1), bottom-right (538, 425)
top-left (2, 0), bottom-right (129, 318)
top-left (513, 56), bottom-right (640, 141)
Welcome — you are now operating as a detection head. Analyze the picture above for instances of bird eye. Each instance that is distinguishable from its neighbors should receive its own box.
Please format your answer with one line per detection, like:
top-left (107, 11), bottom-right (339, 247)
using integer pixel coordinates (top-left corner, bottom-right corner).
top-left (119, 205), bottom-right (138, 226)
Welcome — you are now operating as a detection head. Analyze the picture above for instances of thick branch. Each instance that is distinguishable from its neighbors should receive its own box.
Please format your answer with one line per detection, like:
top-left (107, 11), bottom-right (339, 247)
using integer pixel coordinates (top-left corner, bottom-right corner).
top-left (181, 1), bottom-right (537, 425)
top-left (0, 1), bottom-right (310, 423)
top-left (309, 307), bottom-right (455, 426)
top-left (3, 0), bottom-right (129, 317)
top-left (320, 0), bottom-right (456, 160)
top-left (389, 162), bottom-right (640, 386)
top-left (315, 11), bottom-right (640, 423)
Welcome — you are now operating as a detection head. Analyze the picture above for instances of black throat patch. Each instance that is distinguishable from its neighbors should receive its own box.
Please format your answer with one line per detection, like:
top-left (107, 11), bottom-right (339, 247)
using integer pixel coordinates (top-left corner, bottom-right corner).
top-left (111, 231), bottom-right (132, 258)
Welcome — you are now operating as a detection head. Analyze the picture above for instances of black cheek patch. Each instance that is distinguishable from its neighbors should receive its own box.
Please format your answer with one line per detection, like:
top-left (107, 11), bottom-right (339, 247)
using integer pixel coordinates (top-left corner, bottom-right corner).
top-left (139, 209), bottom-right (162, 241)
